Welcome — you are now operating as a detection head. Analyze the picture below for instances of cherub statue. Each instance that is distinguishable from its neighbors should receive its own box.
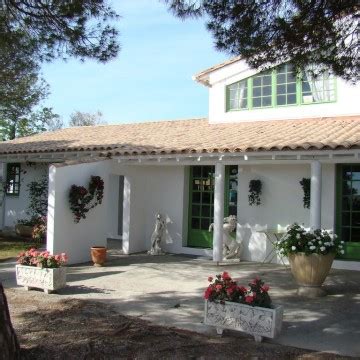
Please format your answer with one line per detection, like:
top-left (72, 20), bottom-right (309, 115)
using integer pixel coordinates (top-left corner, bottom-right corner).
top-left (209, 215), bottom-right (242, 260)
top-left (148, 213), bottom-right (166, 255)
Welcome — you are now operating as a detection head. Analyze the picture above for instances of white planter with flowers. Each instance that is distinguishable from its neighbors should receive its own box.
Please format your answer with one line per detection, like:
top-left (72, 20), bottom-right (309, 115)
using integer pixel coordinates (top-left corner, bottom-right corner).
top-left (16, 249), bottom-right (68, 293)
top-left (204, 300), bottom-right (283, 342)
top-left (275, 224), bottom-right (344, 297)
top-left (203, 272), bottom-right (283, 342)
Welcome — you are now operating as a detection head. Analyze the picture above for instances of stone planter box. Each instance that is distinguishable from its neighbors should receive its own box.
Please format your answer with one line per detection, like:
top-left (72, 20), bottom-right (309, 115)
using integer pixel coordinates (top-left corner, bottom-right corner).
top-left (16, 265), bottom-right (66, 294)
top-left (204, 300), bottom-right (283, 342)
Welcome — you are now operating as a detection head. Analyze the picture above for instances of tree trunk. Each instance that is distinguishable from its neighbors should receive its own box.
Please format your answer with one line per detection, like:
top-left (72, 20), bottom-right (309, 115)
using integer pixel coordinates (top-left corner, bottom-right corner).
top-left (0, 282), bottom-right (20, 360)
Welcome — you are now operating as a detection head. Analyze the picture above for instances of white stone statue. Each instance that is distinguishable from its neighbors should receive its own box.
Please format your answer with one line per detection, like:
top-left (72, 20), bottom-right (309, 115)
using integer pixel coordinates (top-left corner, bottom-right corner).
top-left (148, 213), bottom-right (166, 255)
top-left (209, 215), bottom-right (242, 260)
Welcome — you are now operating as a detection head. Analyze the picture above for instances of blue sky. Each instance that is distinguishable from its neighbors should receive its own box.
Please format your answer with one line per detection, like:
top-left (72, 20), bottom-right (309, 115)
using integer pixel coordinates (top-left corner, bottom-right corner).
top-left (41, 0), bottom-right (228, 125)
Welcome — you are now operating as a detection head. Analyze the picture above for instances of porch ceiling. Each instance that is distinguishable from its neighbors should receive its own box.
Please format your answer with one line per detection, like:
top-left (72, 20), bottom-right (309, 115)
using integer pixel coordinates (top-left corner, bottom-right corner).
top-left (0, 115), bottom-right (359, 161)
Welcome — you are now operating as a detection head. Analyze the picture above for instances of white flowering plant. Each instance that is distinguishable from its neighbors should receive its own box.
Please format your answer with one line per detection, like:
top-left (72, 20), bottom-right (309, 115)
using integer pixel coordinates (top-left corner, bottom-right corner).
top-left (275, 223), bottom-right (344, 257)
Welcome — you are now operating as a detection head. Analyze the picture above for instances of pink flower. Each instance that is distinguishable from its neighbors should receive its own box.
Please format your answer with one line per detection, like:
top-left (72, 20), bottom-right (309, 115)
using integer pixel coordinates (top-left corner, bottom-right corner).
top-left (245, 295), bottom-right (254, 304)
top-left (262, 285), bottom-right (270, 292)
top-left (208, 276), bottom-right (213, 282)
top-left (215, 284), bottom-right (223, 292)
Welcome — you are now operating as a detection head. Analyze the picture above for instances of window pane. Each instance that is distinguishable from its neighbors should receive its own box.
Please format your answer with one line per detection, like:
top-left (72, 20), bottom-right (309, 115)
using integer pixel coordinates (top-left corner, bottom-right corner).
top-left (351, 228), bottom-right (360, 242)
top-left (253, 98), bottom-right (261, 108)
top-left (341, 227), bottom-right (350, 242)
top-left (277, 73), bottom-right (286, 84)
top-left (277, 95), bottom-right (286, 105)
top-left (352, 213), bottom-right (360, 227)
top-left (263, 96), bottom-right (272, 107)
top-left (192, 205), bottom-right (200, 216)
top-left (193, 166), bottom-right (201, 177)
top-left (253, 87), bottom-right (261, 97)
top-left (262, 75), bottom-right (271, 86)
top-left (277, 84), bottom-right (286, 94)
top-left (263, 85), bottom-right (271, 96)
top-left (191, 218), bottom-right (200, 229)
top-left (192, 192), bottom-right (201, 203)
top-left (202, 192), bottom-right (211, 204)
top-left (201, 218), bottom-right (210, 230)
top-left (202, 205), bottom-right (210, 217)
top-left (227, 80), bottom-right (247, 110)
top-left (302, 68), bottom-right (335, 103)
top-left (287, 83), bottom-right (296, 93)
top-left (287, 94), bottom-right (296, 104)
top-left (253, 77), bottom-right (261, 87)
top-left (342, 212), bottom-right (351, 226)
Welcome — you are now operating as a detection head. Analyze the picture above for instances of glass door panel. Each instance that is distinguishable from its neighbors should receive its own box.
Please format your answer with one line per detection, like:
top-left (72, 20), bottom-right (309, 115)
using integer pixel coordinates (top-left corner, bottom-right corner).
top-left (336, 165), bottom-right (360, 259)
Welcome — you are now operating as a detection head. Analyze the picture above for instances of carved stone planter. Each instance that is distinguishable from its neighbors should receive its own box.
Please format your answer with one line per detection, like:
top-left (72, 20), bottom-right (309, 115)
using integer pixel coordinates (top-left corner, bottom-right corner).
top-left (16, 265), bottom-right (66, 294)
top-left (204, 300), bottom-right (283, 342)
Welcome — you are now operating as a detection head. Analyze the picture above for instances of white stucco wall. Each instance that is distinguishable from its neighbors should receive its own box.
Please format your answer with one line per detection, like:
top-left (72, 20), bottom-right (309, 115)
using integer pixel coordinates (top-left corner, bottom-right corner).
top-left (3, 163), bottom-right (48, 227)
top-left (110, 164), bottom-right (193, 255)
top-left (47, 160), bottom-right (111, 264)
top-left (206, 59), bottom-right (360, 123)
top-left (237, 164), bottom-right (335, 263)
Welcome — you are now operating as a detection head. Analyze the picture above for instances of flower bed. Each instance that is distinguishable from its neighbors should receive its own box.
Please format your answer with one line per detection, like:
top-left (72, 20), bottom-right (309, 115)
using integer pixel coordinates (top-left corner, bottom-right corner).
top-left (203, 272), bottom-right (283, 342)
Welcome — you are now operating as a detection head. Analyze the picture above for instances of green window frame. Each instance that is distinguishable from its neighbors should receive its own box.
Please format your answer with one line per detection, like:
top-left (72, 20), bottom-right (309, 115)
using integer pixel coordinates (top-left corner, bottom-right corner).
top-left (6, 163), bottom-right (21, 196)
top-left (336, 164), bottom-right (360, 260)
top-left (226, 64), bottom-right (336, 111)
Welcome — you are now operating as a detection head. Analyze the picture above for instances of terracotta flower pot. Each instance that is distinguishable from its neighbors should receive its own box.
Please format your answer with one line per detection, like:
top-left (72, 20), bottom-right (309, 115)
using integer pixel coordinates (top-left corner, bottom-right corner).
top-left (288, 252), bottom-right (335, 297)
top-left (90, 246), bottom-right (107, 267)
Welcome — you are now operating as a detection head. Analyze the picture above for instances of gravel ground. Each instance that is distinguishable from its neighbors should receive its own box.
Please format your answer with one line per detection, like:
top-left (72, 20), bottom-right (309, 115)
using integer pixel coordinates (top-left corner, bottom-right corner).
top-left (5, 288), bottom-right (352, 360)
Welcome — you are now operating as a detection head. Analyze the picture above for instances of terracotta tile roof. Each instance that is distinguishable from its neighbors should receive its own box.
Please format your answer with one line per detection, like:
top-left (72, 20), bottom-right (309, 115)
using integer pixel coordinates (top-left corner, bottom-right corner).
top-left (0, 116), bottom-right (359, 157)
top-left (194, 56), bottom-right (242, 85)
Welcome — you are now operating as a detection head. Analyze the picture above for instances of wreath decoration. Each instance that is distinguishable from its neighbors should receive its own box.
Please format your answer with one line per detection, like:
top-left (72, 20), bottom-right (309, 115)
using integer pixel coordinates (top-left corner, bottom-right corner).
top-left (69, 176), bottom-right (104, 223)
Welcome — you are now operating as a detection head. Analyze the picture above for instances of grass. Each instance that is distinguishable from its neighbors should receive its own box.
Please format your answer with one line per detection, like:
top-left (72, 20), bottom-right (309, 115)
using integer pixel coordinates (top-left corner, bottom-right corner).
top-left (0, 235), bottom-right (39, 261)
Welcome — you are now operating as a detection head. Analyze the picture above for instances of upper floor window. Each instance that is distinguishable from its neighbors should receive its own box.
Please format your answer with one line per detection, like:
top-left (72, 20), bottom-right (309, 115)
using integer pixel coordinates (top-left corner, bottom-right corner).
top-left (6, 163), bottom-right (21, 196)
top-left (226, 64), bottom-right (336, 111)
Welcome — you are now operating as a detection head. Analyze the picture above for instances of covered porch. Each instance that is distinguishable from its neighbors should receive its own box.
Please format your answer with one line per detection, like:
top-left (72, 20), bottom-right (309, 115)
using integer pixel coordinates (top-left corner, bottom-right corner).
top-left (43, 148), bottom-right (360, 268)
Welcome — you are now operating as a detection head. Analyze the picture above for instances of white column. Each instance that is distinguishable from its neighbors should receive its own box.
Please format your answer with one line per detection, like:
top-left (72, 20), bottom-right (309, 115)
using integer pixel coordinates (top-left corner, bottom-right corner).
top-left (310, 161), bottom-right (322, 230)
top-left (213, 163), bottom-right (225, 262)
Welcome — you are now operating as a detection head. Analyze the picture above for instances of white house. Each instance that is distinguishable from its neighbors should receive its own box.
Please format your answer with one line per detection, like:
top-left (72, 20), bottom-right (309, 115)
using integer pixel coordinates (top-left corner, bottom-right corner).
top-left (0, 58), bottom-right (359, 270)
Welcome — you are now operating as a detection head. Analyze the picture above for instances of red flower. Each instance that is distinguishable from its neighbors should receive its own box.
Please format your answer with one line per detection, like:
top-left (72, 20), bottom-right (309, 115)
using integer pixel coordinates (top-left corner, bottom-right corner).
top-left (262, 285), bottom-right (270, 292)
top-left (215, 284), bottom-right (223, 292)
top-left (245, 295), bottom-right (254, 304)
top-left (237, 286), bottom-right (247, 293)
top-left (204, 287), bottom-right (213, 300)
top-left (222, 271), bottom-right (231, 280)
top-left (208, 276), bottom-right (213, 282)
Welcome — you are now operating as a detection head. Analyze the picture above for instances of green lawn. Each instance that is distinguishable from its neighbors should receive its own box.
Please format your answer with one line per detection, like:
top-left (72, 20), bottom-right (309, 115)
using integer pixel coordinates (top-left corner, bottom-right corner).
top-left (0, 236), bottom-right (39, 261)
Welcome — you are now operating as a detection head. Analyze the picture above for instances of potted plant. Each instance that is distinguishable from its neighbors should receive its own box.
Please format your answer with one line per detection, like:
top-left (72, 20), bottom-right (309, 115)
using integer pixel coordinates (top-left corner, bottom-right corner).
top-left (204, 272), bottom-right (283, 342)
top-left (275, 223), bottom-right (344, 297)
top-left (91, 246), bottom-right (107, 266)
top-left (16, 249), bottom-right (68, 293)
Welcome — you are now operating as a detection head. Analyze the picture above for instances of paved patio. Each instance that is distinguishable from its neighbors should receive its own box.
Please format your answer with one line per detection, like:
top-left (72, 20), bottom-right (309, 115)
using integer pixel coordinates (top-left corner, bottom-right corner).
top-left (1, 246), bottom-right (359, 357)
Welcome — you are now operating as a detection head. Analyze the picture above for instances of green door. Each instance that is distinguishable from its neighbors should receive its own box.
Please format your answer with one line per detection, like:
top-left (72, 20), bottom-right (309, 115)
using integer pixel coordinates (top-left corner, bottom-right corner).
top-left (336, 164), bottom-right (360, 260)
top-left (187, 165), bottom-right (238, 248)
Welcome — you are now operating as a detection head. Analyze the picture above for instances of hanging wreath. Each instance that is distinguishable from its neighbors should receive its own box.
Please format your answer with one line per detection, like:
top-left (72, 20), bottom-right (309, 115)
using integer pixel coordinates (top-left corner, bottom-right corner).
top-left (248, 179), bottom-right (262, 206)
top-left (69, 176), bottom-right (104, 223)
top-left (300, 178), bottom-right (311, 209)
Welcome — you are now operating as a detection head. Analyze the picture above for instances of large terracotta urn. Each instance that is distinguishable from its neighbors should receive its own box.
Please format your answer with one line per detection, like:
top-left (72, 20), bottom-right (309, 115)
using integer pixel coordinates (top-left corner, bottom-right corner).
top-left (288, 253), bottom-right (335, 297)
top-left (90, 246), bottom-right (107, 267)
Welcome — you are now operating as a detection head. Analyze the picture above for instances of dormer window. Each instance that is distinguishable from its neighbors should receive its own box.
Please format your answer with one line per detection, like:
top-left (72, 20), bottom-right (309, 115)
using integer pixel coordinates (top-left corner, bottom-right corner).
top-left (226, 64), bottom-right (336, 111)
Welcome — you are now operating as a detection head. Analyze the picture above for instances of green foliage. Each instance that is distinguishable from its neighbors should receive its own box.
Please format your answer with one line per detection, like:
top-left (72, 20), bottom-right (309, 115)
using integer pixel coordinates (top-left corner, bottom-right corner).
top-left (69, 110), bottom-right (106, 127)
top-left (300, 178), bottom-right (311, 209)
top-left (275, 223), bottom-right (345, 257)
top-left (165, 1), bottom-right (359, 82)
top-left (27, 176), bottom-right (49, 218)
top-left (69, 176), bottom-right (104, 223)
top-left (0, 1), bottom-right (120, 64)
top-left (248, 179), bottom-right (262, 206)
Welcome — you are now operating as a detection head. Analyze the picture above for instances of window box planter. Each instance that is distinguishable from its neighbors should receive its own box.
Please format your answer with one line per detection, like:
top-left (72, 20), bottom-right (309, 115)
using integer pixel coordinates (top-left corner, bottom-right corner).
top-left (204, 300), bottom-right (283, 342)
top-left (15, 265), bottom-right (66, 294)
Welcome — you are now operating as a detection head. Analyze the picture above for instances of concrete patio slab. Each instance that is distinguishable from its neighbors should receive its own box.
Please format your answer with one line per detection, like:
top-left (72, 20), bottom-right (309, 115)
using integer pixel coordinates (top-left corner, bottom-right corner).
top-left (1, 248), bottom-right (359, 357)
